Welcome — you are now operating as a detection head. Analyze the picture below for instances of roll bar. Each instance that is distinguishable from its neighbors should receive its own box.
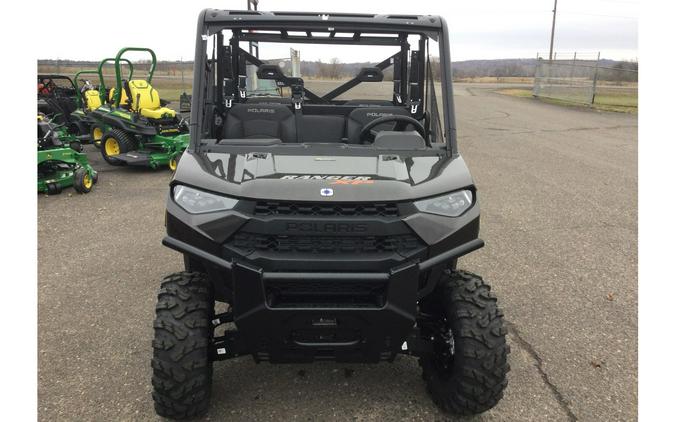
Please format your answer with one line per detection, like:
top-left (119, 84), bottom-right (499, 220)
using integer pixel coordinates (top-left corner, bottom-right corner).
top-left (111, 47), bottom-right (156, 107)
top-left (97, 57), bottom-right (134, 100)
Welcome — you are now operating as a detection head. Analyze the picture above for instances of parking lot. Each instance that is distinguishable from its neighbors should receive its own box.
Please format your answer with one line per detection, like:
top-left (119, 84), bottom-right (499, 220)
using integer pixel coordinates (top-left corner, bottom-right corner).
top-left (38, 84), bottom-right (637, 421)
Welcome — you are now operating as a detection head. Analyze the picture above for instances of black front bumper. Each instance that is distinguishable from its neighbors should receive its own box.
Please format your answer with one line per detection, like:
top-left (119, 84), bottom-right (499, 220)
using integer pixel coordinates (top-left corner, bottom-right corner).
top-left (163, 235), bottom-right (483, 363)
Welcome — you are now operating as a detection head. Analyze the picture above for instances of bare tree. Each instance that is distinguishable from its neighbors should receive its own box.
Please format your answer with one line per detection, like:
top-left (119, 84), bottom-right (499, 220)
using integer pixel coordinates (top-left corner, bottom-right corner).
top-left (328, 57), bottom-right (341, 79)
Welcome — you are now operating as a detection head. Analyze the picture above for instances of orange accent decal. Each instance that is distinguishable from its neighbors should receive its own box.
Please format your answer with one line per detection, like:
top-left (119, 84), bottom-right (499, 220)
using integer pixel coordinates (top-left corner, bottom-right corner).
top-left (331, 180), bottom-right (375, 185)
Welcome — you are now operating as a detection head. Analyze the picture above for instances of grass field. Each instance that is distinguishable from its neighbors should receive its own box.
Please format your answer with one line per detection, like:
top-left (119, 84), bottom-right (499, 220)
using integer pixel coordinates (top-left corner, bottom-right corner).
top-left (453, 76), bottom-right (534, 84)
top-left (497, 87), bottom-right (638, 113)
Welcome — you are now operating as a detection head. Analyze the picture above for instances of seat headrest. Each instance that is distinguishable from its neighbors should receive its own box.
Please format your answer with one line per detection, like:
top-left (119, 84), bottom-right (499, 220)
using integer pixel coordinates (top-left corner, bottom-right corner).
top-left (346, 107), bottom-right (413, 144)
top-left (129, 79), bottom-right (151, 89)
top-left (347, 106), bottom-right (411, 124)
top-left (228, 103), bottom-right (294, 121)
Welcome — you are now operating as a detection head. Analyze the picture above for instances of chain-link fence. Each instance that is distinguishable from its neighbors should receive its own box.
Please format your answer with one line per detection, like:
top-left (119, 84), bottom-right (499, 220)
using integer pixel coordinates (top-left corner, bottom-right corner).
top-left (533, 53), bottom-right (638, 108)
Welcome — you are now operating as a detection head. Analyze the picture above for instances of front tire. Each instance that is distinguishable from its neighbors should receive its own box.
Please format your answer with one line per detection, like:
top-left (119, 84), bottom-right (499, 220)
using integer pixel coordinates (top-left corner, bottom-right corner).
top-left (90, 125), bottom-right (104, 149)
top-left (419, 270), bottom-right (510, 415)
top-left (46, 182), bottom-right (61, 195)
top-left (151, 272), bottom-right (214, 419)
top-left (73, 168), bottom-right (94, 193)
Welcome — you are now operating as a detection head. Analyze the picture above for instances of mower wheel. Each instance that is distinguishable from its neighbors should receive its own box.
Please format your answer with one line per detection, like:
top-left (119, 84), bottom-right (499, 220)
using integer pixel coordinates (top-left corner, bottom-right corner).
top-left (152, 272), bottom-right (214, 419)
top-left (46, 182), bottom-right (62, 195)
top-left (168, 154), bottom-right (180, 171)
top-left (73, 168), bottom-right (94, 194)
top-left (67, 122), bottom-right (81, 136)
top-left (69, 140), bottom-right (83, 153)
top-left (101, 129), bottom-right (136, 166)
top-left (90, 125), bottom-right (104, 149)
top-left (419, 270), bottom-right (510, 415)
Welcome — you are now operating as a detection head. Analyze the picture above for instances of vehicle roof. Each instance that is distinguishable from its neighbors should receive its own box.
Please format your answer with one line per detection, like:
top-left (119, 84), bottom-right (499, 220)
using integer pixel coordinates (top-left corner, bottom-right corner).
top-left (202, 9), bottom-right (444, 33)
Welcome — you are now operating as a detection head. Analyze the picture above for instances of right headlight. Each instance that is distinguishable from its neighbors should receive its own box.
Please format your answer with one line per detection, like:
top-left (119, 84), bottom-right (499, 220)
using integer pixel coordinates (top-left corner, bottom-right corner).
top-left (414, 190), bottom-right (474, 217)
top-left (173, 185), bottom-right (238, 214)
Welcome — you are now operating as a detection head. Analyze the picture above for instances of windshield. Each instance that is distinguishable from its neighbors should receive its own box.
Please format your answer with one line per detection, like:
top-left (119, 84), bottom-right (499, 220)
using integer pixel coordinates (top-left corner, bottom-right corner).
top-left (192, 17), bottom-right (450, 153)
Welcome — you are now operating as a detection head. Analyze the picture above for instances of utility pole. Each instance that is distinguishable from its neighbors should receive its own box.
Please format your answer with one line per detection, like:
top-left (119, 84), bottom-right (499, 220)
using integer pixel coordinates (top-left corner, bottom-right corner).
top-left (549, 0), bottom-right (558, 60)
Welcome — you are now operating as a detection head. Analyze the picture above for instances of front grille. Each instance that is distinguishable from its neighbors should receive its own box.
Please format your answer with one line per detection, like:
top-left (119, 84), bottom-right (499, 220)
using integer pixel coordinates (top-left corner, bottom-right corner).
top-left (228, 232), bottom-right (422, 254)
top-left (265, 280), bottom-right (387, 308)
top-left (254, 201), bottom-right (399, 217)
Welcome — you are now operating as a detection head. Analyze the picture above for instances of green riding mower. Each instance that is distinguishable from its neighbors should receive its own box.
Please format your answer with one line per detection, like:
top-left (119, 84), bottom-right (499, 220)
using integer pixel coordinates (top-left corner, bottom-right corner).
top-left (88, 47), bottom-right (189, 170)
top-left (71, 58), bottom-right (134, 148)
top-left (37, 115), bottom-right (98, 195)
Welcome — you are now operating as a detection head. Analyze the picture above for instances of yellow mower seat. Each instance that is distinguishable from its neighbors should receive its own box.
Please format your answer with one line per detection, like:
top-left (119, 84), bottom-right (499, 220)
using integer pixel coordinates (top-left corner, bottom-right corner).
top-left (108, 87), bottom-right (129, 106)
top-left (127, 80), bottom-right (176, 119)
top-left (83, 90), bottom-right (102, 111)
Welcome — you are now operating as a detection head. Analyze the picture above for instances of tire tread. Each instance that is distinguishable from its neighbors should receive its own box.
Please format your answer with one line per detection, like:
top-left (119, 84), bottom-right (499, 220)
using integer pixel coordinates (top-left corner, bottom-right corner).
top-left (151, 272), bottom-right (213, 419)
top-left (420, 270), bottom-right (510, 415)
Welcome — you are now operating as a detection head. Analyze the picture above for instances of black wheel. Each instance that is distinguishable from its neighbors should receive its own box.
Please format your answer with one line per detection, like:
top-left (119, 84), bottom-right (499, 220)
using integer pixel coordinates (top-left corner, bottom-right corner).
top-left (67, 122), bottom-right (82, 136)
top-left (152, 272), bottom-right (214, 419)
top-left (90, 125), bottom-right (104, 149)
top-left (46, 182), bottom-right (62, 195)
top-left (419, 270), bottom-right (510, 415)
top-left (69, 140), bottom-right (82, 153)
top-left (100, 129), bottom-right (136, 166)
top-left (73, 168), bottom-right (93, 194)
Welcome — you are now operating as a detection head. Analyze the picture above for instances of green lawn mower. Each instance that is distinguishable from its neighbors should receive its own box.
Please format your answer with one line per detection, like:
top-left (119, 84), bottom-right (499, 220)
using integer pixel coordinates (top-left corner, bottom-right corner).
top-left (73, 58), bottom-right (135, 148)
top-left (89, 47), bottom-right (189, 170)
top-left (38, 115), bottom-right (98, 195)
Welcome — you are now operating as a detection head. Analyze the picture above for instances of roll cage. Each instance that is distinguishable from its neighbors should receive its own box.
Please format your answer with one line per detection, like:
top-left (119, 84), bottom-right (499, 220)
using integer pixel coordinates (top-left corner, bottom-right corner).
top-left (73, 59), bottom-right (133, 108)
top-left (190, 10), bottom-right (457, 154)
top-left (37, 75), bottom-right (77, 98)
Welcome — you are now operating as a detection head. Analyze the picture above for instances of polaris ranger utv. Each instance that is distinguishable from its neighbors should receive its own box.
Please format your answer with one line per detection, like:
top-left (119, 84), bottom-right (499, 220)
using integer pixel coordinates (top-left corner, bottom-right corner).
top-left (153, 9), bottom-right (509, 418)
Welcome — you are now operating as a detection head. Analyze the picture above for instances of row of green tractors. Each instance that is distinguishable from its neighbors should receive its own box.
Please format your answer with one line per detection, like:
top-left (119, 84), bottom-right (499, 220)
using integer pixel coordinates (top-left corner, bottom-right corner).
top-left (37, 47), bottom-right (190, 195)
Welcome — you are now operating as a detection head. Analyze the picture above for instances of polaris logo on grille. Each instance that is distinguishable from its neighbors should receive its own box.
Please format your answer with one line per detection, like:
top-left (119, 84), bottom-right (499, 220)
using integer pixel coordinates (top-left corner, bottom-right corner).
top-left (285, 222), bottom-right (368, 233)
top-left (246, 108), bottom-right (276, 113)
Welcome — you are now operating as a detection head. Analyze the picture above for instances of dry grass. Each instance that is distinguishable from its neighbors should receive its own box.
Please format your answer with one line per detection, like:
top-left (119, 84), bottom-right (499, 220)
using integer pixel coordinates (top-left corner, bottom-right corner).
top-left (453, 76), bottom-right (534, 84)
top-left (496, 88), bottom-right (637, 113)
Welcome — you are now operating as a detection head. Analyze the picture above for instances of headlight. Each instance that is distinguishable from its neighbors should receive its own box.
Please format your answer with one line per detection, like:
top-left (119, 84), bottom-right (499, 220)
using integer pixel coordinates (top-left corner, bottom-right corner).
top-left (173, 185), bottom-right (238, 214)
top-left (414, 190), bottom-right (473, 217)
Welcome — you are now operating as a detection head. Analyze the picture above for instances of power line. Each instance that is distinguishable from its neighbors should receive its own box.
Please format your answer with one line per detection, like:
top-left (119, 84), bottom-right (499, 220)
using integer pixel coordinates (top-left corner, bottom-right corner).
top-left (557, 11), bottom-right (638, 20)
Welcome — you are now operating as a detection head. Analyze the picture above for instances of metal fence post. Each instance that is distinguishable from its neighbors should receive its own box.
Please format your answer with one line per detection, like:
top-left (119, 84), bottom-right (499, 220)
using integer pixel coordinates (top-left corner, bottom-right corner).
top-left (570, 52), bottom-right (577, 81)
top-left (533, 57), bottom-right (542, 97)
top-left (591, 51), bottom-right (600, 104)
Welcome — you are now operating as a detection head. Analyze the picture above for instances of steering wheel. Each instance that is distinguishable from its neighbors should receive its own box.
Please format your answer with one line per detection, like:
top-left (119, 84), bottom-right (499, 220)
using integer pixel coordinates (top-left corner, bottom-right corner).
top-left (359, 115), bottom-right (427, 146)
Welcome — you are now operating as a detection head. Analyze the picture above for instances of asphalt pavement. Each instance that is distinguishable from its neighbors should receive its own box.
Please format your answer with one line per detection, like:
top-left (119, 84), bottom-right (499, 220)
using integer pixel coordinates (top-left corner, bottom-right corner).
top-left (38, 84), bottom-right (637, 421)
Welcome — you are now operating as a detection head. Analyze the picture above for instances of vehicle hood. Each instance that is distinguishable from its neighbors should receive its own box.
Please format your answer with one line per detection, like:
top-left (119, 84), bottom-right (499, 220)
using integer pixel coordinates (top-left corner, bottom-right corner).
top-left (173, 150), bottom-right (475, 202)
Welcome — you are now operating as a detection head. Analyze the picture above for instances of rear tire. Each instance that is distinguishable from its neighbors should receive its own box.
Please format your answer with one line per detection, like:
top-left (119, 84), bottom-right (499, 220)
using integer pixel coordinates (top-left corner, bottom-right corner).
top-left (100, 129), bottom-right (136, 166)
top-left (419, 270), bottom-right (510, 415)
top-left (152, 272), bottom-right (214, 419)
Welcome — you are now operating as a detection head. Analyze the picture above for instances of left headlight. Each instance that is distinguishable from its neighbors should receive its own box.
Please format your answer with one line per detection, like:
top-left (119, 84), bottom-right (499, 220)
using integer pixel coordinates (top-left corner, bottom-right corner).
top-left (173, 185), bottom-right (238, 214)
top-left (414, 190), bottom-right (474, 217)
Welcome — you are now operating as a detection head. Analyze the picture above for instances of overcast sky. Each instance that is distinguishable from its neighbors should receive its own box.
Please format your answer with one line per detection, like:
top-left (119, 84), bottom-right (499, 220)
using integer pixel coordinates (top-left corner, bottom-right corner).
top-left (40, 0), bottom-right (638, 62)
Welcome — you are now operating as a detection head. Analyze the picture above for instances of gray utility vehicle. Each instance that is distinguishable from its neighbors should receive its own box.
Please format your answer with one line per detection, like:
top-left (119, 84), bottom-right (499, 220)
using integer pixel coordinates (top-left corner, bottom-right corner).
top-left (152, 9), bottom-right (510, 419)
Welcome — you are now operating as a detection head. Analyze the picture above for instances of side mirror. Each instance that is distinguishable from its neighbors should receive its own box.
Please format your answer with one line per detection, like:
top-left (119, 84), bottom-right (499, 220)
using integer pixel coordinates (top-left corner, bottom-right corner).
top-left (357, 67), bottom-right (384, 82)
